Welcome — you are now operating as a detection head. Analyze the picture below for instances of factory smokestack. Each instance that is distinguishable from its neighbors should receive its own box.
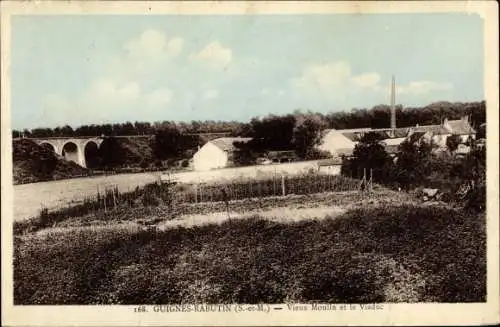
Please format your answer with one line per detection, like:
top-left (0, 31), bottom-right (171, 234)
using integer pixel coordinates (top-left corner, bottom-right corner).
top-left (390, 75), bottom-right (396, 130)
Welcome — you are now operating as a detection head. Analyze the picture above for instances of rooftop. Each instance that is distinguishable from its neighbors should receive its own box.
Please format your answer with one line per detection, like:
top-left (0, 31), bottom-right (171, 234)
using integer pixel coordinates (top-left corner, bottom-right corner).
top-left (209, 137), bottom-right (252, 152)
top-left (446, 119), bottom-right (476, 135)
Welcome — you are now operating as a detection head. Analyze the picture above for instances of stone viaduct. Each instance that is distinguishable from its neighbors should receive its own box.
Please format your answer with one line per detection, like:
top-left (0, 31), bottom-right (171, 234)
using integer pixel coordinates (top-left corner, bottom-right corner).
top-left (16, 132), bottom-right (231, 168)
top-left (29, 136), bottom-right (105, 168)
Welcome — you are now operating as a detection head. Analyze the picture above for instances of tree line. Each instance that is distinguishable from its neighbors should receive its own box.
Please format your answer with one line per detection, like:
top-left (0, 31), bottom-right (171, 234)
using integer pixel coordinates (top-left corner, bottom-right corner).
top-left (14, 100), bottom-right (487, 171)
top-left (13, 101), bottom-right (486, 139)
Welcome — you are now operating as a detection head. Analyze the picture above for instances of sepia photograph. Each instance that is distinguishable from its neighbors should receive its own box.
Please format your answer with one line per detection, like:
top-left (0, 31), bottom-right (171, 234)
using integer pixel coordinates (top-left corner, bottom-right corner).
top-left (1, 1), bottom-right (499, 326)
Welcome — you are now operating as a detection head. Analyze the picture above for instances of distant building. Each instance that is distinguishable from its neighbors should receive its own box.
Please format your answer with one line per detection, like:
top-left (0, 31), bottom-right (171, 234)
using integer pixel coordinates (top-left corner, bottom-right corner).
top-left (267, 150), bottom-right (298, 163)
top-left (406, 116), bottom-right (476, 150)
top-left (317, 127), bottom-right (411, 158)
top-left (316, 129), bottom-right (365, 158)
top-left (192, 137), bottom-right (252, 171)
top-left (381, 137), bottom-right (407, 156)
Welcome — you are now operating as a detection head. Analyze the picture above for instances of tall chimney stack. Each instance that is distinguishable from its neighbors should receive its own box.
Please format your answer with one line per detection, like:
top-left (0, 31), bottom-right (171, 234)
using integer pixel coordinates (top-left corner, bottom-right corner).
top-left (390, 75), bottom-right (396, 130)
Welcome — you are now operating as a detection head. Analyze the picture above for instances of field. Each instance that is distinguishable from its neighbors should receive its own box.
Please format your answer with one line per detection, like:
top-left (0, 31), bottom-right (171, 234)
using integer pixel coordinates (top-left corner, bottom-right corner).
top-left (13, 171), bottom-right (162, 221)
top-left (14, 190), bottom-right (485, 304)
top-left (13, 160), bottom-right (325, 221)
top-left (12, 165), bottom-right (486, 305)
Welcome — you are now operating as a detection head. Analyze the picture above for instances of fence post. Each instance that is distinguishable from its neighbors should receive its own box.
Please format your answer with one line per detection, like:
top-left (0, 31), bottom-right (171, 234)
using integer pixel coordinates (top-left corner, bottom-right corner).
top-left (281, 175), bottom-right (286, 196)
top-left (194, 183), bottom-right (198, 203)
top-left (97, 184), bottom-right (101, 210)
top-left (370, 168), bottom-right (373, 193)
top-left (112, 185), bottom-right (117, 210)
top-left (273, 173), bottom-right (277, 196)
top-left (103, 187), bottom-right (107, 213)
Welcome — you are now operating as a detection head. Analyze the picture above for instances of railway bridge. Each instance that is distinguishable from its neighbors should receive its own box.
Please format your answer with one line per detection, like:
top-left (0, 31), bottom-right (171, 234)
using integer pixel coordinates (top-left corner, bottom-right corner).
top-left (15, 132), bottom-right (231, 168)
top-left (14, 135), bottom-right (152, 168)
top-left (25, 136), bottom-right (105, 168)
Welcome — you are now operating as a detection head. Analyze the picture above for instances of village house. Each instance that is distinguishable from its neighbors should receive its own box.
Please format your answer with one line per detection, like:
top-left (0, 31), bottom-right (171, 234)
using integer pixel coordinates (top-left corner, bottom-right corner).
top-left (316, 127), bottom-right (411, 158)
top-left (406, 116), bottom-right (476, 151)
top-left (192, 137), bottom-right (252, 171)
top-left (316, 128), bottom-right (369, 158)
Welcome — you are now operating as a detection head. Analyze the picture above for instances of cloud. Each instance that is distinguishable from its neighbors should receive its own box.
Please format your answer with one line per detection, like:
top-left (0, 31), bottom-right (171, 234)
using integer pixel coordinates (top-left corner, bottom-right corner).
top-left (350, 72), bottom-right (381, 89)
top-left (203, 89), bottom-right (219, 100)
top-left (397, 80), bottom-right (453, 95)
top-left (86, 78), bottom-right (141, 102)
top-left (189, 41), bottom-right (232, 70)
top-left (41, 78), bottom-right (175, 126)
top-left (124, 29), bottom-right (184, 59)
top-left (291, 61), bottom-right (352, 93)
top-left (146, 88), bottom-right (173, 107)
top-left (291, 61), bottom-right (453, 101)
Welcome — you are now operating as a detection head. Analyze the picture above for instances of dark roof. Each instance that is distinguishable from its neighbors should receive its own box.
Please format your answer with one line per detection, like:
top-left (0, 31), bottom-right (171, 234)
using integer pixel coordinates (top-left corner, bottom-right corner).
top-left (447, 119), bottom-right (476, 135)
top-left (318, 157), bottom-right (343, 166)
top-left (393, 128), bottom-right (412, 138)
top-left (407, 131), bottom-right (427, 144)
top-left (412, 125), bottom-right (450, 134)
top-left (341, 132), bottom-right (363, 142)
top-left (210, 137), bottom-right (252, 152)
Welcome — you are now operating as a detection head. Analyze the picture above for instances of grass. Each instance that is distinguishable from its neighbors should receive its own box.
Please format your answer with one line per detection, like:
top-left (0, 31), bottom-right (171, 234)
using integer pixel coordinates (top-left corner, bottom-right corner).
top-left (14, 203), bottom-right (485, 304)
top-left (14, 174), bottom-right (362, 234)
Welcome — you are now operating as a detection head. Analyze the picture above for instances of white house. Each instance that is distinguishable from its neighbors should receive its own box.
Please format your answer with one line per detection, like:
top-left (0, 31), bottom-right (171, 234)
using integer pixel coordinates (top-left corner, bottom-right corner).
top-left (192, 137), bottom-right (252, 171)
top-left (316, 128), bottom-right (368, 158)
top-left (317, 127), bottom-right (411, 158)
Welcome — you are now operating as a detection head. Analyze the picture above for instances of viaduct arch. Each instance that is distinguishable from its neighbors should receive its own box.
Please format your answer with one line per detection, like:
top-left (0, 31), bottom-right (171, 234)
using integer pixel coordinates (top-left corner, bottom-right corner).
top-left (34, 137), bottom-right (104, 168)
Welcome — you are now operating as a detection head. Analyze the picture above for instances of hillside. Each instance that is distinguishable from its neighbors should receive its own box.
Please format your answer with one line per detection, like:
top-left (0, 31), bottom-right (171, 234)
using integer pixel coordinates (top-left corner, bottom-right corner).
top-left (97, 137), bottom-right (155, 169)
top-left (13, 139), bottom-right (90, 185)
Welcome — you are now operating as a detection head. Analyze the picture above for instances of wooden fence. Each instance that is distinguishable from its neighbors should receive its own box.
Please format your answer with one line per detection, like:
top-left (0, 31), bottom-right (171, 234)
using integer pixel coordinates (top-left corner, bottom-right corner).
top-left (37, 172), bottom-right (371, 221)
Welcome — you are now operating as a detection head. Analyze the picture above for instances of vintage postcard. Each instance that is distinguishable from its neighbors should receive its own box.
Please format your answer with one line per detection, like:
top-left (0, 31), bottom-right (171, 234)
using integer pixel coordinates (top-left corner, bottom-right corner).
top-left (1, 1), bottom-right (499, 326)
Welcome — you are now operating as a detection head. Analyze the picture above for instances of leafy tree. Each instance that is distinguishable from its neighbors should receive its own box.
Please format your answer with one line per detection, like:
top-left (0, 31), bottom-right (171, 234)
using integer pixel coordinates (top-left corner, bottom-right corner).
top-left (292, 114), bottom-right (327, 159)
top-left (343, 132), bottom-right (394, 182)
top-left (249, 114), bottom-right (296, 151)
top-left (395, 140), bottom-right (433, 190)
top-left (97, 137), bottom-right (126, 169)
top-left (476, 124), bottom-right (486, 139)
top-left (446, 135), bottom-right (461, 153)
top-left (153, 125), bottom-right (183, 160)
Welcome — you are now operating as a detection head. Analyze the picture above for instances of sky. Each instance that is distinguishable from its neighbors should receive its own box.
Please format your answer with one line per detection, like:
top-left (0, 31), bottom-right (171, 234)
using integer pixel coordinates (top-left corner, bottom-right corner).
top-left (11, 14), bottom-right (484, 129)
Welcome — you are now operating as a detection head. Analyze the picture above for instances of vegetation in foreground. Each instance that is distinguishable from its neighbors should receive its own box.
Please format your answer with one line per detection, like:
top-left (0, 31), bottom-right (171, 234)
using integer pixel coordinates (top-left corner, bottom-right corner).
top-left (14, 204), bottom-right (485, 304)
top-left (13, 174), bottom-right (363, 235)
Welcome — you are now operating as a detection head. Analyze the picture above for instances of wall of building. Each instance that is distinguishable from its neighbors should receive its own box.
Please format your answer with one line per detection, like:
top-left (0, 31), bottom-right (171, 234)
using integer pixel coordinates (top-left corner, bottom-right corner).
top-left (192, 142), bottom-right (228, 171)
top-left (317, 131), bottom-right (356, 156)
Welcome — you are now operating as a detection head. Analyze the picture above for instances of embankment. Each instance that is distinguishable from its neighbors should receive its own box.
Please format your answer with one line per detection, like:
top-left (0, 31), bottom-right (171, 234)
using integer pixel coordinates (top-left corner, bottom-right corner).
top-left (13, 139), bottom-right (90, 185)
